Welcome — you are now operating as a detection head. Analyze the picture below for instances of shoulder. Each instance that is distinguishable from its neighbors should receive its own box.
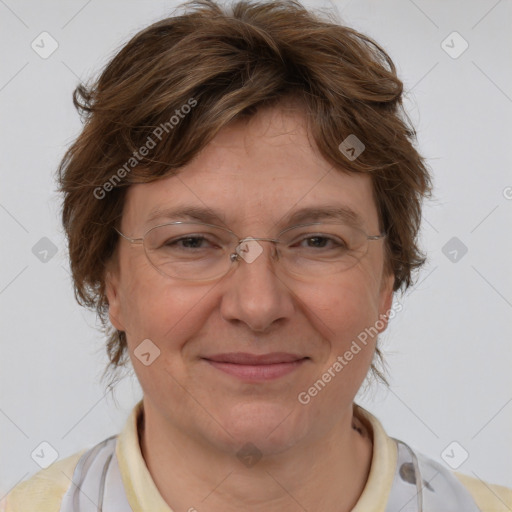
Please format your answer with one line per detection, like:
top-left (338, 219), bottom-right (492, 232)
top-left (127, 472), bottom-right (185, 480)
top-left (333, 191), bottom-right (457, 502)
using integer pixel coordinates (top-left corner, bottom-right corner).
top-left (454, 471), bottom-right (512, 512)
top-left (412, 445), bottom-right (512, 512)
top-left (1, 450), bottom-right (85, 512)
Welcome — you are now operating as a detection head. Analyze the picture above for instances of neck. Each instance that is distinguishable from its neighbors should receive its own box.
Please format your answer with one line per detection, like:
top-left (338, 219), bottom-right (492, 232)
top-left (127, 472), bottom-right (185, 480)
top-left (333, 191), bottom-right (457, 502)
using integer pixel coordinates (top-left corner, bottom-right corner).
top-left (138, 401), bottom-right (373, 512)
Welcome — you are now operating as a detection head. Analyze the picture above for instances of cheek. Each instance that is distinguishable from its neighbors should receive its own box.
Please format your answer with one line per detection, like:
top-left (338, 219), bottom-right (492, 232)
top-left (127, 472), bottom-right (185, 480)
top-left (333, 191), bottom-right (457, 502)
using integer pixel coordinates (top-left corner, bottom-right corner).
top-left (115, 249), bottom-right (197, 348)
top-left (305, 269), bottom-right (382, 341)
top-left (297, 277), bottom-right (382, 407)
top-left (120, 280), bottom-right (199, 345)
top-left (298, 267), bottom-right (384, 390)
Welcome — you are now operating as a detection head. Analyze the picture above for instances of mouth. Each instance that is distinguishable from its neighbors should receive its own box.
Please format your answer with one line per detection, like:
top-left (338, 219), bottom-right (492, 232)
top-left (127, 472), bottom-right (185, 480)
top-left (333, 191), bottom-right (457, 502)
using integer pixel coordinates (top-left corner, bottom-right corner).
top-left (202, 352), bottom-right (309, 381)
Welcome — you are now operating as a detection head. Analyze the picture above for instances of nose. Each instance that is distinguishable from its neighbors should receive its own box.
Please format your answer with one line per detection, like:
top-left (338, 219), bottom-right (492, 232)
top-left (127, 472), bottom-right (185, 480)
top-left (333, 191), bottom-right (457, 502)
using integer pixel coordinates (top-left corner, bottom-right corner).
top-left (219, 239), bottom-right (295, 332)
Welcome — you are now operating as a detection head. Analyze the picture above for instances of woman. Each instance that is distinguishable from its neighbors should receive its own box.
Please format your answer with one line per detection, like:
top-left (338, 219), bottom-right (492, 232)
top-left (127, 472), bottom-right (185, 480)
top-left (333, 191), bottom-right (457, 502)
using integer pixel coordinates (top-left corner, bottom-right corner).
top-left (3, 0), bottom-right (511, 510)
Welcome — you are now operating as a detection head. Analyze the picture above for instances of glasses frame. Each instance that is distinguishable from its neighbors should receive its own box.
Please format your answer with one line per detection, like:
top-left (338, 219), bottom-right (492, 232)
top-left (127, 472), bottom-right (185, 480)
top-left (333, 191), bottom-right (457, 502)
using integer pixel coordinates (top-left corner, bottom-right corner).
top-left (114, 220), bottom-right (386, 281)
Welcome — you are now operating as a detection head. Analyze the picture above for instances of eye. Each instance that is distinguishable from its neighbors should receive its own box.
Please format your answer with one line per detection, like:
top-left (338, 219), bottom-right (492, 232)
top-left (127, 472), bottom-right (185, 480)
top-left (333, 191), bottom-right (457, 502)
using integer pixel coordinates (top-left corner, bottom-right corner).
top-left (301, 235), bottom-right (342, 249)
top-left (163, 235), bottom-right (218, 250)
top-left (294, 234), bottom-right (348, 251)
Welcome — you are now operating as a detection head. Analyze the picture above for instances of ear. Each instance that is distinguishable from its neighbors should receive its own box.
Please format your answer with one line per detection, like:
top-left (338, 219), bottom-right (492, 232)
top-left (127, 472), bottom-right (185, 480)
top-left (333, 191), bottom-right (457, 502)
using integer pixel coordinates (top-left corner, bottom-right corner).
top-left (376, 272), bottom-right (395, 333)
top-left (104, 265), bottom-right (126, 332)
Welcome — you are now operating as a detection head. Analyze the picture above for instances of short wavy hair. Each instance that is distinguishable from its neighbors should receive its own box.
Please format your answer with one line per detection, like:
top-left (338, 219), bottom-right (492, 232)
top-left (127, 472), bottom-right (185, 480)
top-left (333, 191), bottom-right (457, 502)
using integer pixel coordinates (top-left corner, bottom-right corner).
top-left (57, 0), bottom-right (432, 387)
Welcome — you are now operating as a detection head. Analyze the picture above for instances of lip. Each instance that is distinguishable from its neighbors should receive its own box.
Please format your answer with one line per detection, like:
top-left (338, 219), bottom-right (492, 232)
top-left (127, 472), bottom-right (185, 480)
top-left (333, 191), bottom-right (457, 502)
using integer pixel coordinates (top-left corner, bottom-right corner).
top-left (202, 352), bottom-right (308, 381)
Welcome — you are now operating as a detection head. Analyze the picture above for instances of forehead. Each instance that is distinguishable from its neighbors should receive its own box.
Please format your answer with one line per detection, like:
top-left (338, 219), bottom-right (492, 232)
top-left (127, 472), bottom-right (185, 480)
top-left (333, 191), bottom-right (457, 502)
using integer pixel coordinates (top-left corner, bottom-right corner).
top-left (122, 104), bottom-right (379, 233)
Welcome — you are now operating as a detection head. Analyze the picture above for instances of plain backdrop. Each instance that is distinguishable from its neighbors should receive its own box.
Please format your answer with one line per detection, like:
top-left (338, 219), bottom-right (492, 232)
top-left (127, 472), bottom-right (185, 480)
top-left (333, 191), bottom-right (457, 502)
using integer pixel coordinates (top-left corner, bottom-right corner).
top-left (1, 0), bottom-right (511, 497)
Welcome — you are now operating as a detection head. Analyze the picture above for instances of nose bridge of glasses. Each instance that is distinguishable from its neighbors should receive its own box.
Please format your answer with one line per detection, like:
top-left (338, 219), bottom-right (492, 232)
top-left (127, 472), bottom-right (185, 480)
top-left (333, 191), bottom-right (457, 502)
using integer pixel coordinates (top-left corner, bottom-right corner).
top-left (232, 236), bottom-right (281, 265)
top-left (238, 236), bottom-right (280, 244)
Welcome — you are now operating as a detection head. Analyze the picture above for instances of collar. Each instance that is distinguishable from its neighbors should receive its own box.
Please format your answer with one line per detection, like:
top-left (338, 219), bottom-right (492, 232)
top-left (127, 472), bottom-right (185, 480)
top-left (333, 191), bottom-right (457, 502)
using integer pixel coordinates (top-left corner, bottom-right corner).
top-left (116, 400), bottom-right (397, 512)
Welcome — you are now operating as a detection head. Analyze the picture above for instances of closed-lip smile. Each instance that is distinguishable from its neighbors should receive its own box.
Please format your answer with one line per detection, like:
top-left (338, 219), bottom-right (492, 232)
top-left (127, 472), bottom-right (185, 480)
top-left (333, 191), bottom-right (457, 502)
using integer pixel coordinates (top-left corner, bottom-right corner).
top-left (202, 352), bottom-right (309, 381)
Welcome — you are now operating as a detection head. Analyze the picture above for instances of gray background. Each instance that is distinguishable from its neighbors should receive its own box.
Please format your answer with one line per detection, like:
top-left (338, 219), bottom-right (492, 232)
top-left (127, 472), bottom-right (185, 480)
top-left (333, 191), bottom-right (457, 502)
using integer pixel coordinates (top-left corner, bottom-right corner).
top-left (1, 0), bottom-right (511, 496)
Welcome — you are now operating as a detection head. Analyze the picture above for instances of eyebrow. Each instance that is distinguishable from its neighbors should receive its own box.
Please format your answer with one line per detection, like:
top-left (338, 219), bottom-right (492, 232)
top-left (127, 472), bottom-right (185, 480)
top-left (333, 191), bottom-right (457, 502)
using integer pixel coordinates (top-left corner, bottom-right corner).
top-left (145, 205), bottom-right (227, 227)
top-left (144, 204), bottom-right (365, 231)
top-left (280, 206), bottom-right (364, 229)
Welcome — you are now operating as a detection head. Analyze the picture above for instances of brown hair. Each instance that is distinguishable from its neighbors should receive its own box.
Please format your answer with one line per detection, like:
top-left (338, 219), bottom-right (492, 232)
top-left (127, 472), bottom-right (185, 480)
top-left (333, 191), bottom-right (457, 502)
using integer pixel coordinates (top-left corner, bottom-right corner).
top-left (57, 0), bottom-right (432, 387)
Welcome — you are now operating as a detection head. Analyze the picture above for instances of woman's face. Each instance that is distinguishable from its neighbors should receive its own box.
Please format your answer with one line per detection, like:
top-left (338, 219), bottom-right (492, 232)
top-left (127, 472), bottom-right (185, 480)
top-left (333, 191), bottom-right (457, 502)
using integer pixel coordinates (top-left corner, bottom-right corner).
top-left (106, 104), bottom-right (394, 455)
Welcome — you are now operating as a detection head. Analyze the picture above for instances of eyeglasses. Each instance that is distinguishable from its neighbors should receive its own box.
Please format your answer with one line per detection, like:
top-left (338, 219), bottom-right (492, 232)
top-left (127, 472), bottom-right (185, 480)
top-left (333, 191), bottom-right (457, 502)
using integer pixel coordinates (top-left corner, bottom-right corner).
top-left (114, 221), bottom-right (386, 282)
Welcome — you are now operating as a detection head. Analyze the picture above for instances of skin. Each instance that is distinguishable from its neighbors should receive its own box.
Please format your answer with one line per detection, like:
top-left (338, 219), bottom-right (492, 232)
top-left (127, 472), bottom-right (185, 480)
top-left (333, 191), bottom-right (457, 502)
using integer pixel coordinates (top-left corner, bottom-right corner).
top-left (106, 100), bottom-right (395, 512)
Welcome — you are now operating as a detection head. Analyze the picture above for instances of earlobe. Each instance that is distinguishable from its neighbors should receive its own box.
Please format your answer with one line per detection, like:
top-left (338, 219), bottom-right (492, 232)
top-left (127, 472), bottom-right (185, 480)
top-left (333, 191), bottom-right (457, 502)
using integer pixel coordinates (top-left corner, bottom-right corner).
top-left (105, 269), bottom-right (125, 332)
top-left (377, 273), bottom-right (395, 333)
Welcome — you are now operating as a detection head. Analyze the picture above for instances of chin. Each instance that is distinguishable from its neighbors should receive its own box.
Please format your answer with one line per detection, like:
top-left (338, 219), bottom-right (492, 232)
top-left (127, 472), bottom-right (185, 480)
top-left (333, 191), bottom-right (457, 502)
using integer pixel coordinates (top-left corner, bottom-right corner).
top-left (215, 400), bottom-right (310, 456)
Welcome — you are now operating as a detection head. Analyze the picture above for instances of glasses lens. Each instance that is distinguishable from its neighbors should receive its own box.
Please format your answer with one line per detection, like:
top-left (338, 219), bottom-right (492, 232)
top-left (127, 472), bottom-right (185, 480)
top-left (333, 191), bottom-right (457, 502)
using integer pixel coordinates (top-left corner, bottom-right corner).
top-left (143, 223), bottom-right (236, 280)
top-left (277, 223), bottom-right (370, 277)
